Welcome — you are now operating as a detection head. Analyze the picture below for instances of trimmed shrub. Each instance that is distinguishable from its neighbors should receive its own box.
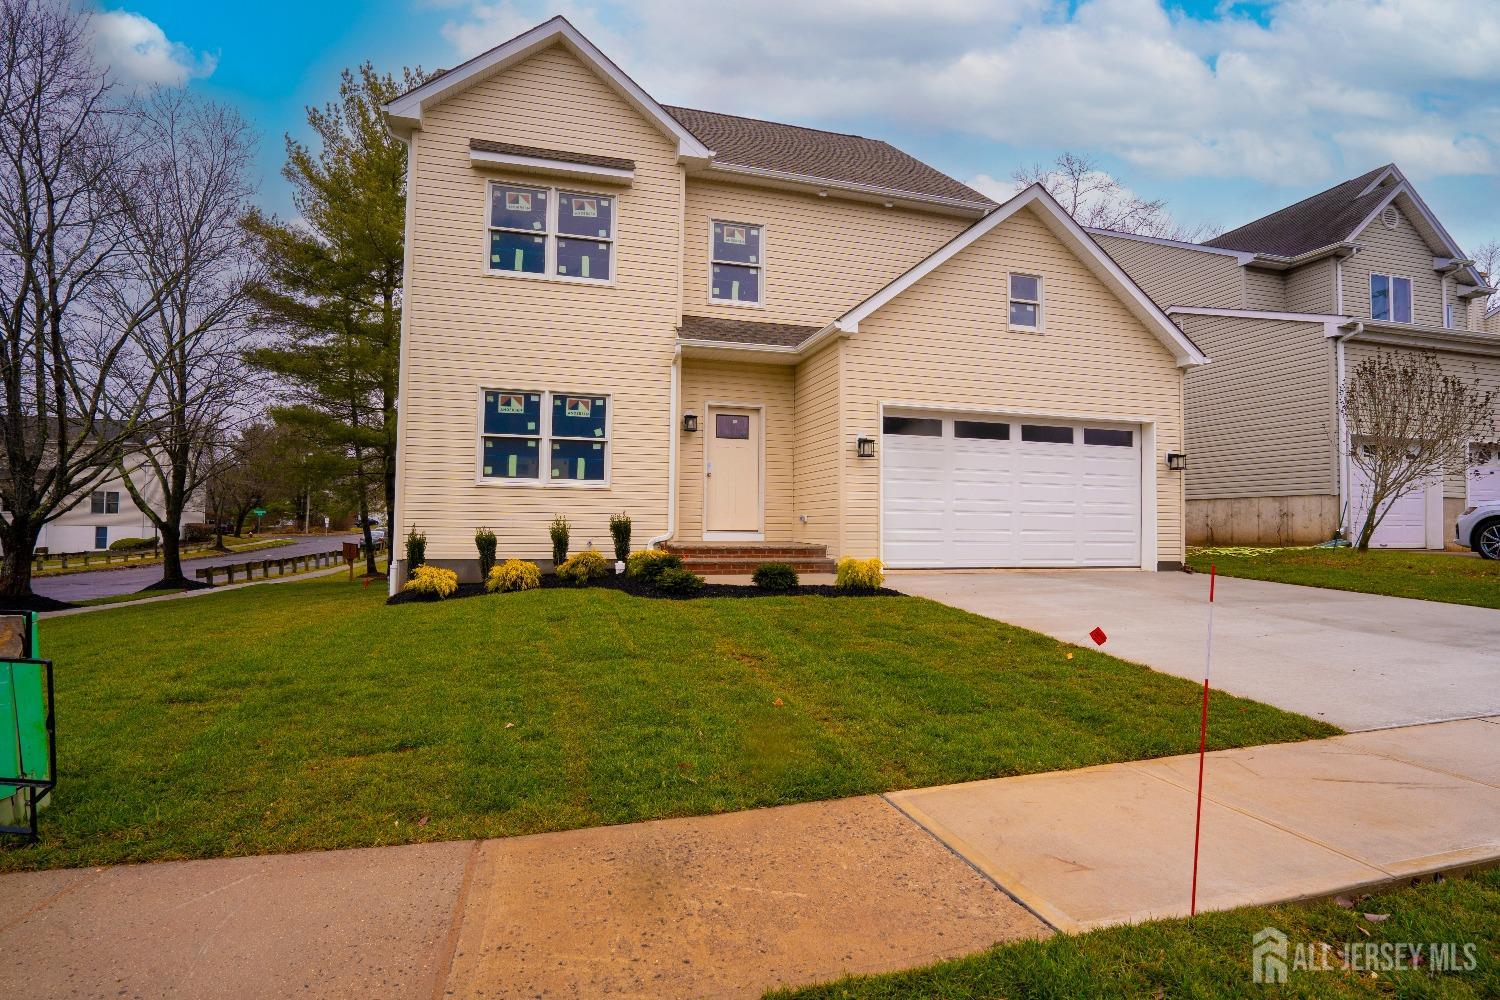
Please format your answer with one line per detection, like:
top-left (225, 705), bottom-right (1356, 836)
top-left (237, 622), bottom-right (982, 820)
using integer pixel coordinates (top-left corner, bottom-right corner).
top-left (475, 528), bottom-right (497, 578)
top-left (486, 559), bottom-right (541, 593)
top-left (625, 548), bottom-right (682, 584)
top-left (751, 562), bottom-right (799, 592)
top-left (608, 512), bottom-right (632, 562)
top-left (549, 514), bottom-right (570, 566)
top-left (653, 566), bottom-right (705, 597)
top-left (109, 536), bottom-right (155, 552)
top-left (183, 522), bottom-right (213, 544)
top-left (834, 556), bottom-right (885, 593)
top-left (402, 564), bottom-right (458, 599)
top-left (405, 526), bottom-right (427, 570)
top-left (556, 548), bottom-right (609, 585)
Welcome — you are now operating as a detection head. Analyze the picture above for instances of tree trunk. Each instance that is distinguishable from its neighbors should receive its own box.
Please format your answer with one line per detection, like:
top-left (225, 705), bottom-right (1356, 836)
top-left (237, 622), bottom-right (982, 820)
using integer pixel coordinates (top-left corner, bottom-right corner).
top-left (158, 522), bottom-right (185, 586)
top-left (0, 521), bottom-right (42, 601)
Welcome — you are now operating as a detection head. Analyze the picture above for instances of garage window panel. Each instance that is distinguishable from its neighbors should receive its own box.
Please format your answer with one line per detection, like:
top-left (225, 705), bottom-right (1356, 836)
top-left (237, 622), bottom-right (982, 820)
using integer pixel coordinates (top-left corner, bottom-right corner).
top-left (883, 416), bottom-right (943, 437)
top-left (955, 419), bottom-right (1010, 440)
top-left (1084, 428), bottom-right (1133, 447)
top-left (1021, 424), bottom-right (1073, 444)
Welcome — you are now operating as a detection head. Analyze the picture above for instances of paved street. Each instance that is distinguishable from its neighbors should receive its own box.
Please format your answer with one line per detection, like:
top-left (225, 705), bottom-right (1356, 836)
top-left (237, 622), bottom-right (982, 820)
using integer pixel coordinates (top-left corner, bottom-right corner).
top-left (31, 534), bottom-right (364, 602)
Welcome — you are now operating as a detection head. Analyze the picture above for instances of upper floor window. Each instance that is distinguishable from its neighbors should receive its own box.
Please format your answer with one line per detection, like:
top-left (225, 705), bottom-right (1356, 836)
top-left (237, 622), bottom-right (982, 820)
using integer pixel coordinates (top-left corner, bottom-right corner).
top-left (91, 490), bottom-right (119, 515)
top-left (710, 220), bottom-right (762, 305)
top-left (1370, 273), bottom-right (1411, 323)
top-left (1446, 302), bottom-right (1457, 329)
top-left (488, 183), bottom-right (613, 283)
top-left (1009, 273), bottom-right (1042, 330)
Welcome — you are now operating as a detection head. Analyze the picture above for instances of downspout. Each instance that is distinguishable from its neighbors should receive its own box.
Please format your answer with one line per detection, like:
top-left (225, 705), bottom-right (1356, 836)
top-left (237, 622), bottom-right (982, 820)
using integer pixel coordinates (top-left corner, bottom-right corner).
top-left (389, 130), bottom-right (417, 597)
top-left (1333, 321), bottom-right (1363, 539)
top-left (647, 345), bottom-right (681, 548)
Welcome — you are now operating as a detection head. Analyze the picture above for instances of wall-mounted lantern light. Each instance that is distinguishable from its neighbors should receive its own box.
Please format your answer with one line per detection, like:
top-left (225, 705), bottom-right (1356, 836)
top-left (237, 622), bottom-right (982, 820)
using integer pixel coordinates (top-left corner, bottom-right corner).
top-left (1166, 452), bottom-right (1187, 471)
top-left (682, 412), bottom-right (699, 433)
top-left (856, 436), bottom-right (876, 458)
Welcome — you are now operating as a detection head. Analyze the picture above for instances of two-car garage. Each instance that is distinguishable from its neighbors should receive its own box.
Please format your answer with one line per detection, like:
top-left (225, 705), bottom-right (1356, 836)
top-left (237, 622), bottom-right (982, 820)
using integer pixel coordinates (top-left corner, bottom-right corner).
top-left (880, 410), bottom-right (1148, 568)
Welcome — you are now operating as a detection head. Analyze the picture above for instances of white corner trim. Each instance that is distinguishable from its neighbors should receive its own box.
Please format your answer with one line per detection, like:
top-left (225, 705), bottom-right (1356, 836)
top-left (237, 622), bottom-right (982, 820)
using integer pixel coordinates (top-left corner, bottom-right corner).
top-left (384, 16), bottom-right (712, 164)
top-left (469, 148), bottom-right (634, 185)
top-left (1084, 227), bottom-right (1256, 265)
top-left (835, 185), bottom-right (1209, 367)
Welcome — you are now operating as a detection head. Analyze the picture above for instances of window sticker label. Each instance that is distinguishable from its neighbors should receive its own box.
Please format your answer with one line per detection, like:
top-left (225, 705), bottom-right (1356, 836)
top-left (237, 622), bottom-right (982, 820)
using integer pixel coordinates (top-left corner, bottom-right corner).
top-left (564, 397), bottom-right (592, 418)
top-left (579, 256), bottom-right (589, 278)
top-left (505, 191), bottom-right (532, 213)
top-left (570, 197), bottom-right (597, 218)
top-left (722, 225), bottom-right (746, 245)
top-left (495, 394), bottom-right (525, 414)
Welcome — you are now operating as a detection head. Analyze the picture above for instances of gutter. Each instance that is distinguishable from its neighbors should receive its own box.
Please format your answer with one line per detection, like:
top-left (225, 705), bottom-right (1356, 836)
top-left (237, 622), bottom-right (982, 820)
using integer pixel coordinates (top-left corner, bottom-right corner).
top-left (1247, 242), bottom-right (1358, 272)
top-left (699, 161), bottom-right (994, 218)
top-left (646, 346), bottom-right (682, 549)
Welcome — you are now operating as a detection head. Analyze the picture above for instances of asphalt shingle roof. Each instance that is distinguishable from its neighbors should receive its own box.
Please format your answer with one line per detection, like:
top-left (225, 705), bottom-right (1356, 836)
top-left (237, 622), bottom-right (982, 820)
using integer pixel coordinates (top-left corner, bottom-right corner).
top-left (664, 106), bottom-right (993, 207)
top-left (677, 315), bottom-right (823, 348)
top-left (469, 138), bottom-right (634, 171)
top-left (1205, 165), bottom-right (1394, 258)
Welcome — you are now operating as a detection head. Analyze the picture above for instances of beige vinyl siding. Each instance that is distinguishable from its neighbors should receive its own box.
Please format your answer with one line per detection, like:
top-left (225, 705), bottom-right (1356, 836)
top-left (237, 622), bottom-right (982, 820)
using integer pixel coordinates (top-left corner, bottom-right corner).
top-left (1342, 339), bottom-right (1500, 500)
top-left (676, 360), bottom-right (796, 541)
top-left (683, 180), bottom-right (966, 326)
top-left (1178, 313), bottom-right (1336, 500)
top-left (398, 44), bottom-right (681, 564)
top-left (1343, 207), bottom-right (1444, 327)
top-left (1284, 259), bottom-right (1337, 314)
top-left (840, 206), bottom-right (1186, 566)
top-left (1487, 307), bottom-right (1500, 335)
top-left (1242, 268), bottom-right (1286, 311)
top-left (792, 340), bottom-right (843, 549)
top-left (1091, 234), bottom-right (1244, 309)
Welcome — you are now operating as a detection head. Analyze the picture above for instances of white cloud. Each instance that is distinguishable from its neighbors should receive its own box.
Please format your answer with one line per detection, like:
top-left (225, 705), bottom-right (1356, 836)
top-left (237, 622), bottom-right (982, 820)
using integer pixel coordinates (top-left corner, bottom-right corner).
top-left (92, 10), bottom-right (217, 90)
top-left (435, 0), bottom-right (1500, 184)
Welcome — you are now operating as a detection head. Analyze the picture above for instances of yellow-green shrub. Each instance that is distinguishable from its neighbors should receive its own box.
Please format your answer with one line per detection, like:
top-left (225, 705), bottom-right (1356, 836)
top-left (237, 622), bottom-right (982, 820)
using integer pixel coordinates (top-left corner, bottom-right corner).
top-left (486, 559), bottom-right (541, 593)
top-left (556, 548), bottom-right (609, 585)
top-left (834, 557), bottom-right (884, 592)
top-left (402, 564), bottom-right (458, 598)
top-left (625, 548), bottom-right (681, 582)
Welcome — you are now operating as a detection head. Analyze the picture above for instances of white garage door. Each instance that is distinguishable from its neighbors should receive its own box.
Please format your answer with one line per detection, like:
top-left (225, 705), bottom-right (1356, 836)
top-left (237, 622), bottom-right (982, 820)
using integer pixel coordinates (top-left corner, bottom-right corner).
top-left (881, 412), bottom-right (1142, 568)
top-left (1347, 455), bottom-right (1427, 548)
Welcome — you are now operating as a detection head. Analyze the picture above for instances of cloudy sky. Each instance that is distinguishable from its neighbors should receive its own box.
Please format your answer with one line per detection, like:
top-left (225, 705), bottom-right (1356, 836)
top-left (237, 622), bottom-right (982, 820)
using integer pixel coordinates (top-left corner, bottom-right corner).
top-left (95, 0), bottom-right (1500, 250)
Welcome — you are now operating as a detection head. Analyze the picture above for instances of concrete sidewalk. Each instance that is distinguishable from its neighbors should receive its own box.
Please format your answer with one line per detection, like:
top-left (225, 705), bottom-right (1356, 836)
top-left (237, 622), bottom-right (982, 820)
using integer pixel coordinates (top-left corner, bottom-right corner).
top-left (2, 720), bottom-right (1495, 998)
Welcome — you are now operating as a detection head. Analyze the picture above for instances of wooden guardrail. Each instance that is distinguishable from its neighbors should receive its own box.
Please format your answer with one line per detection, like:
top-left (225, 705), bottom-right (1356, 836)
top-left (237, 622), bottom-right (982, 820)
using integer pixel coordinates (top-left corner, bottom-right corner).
top-left (33, 537), bottom-right (246, 572)
top-left (193, 547), bottom-right (364, 587)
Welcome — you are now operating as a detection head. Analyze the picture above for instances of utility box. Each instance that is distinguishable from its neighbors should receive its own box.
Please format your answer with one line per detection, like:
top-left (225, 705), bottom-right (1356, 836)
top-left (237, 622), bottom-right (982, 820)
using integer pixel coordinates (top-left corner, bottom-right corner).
top-left (1, 613), bottom-right (54, 841)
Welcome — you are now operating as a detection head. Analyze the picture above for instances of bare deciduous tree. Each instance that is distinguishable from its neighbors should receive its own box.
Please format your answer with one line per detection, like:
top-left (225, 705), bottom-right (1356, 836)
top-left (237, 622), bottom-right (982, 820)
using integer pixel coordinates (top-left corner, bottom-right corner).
top-left (1472, 238), bottom-right (1498, 314)
top-left (1013, 152), bottom-right (1213, 241)
top-left (0, 0), bottom-right (181, 601)
top-left (1341, 350), bottom-right (1496, 551)
top-left (114, 88), bottom-right (261, 587)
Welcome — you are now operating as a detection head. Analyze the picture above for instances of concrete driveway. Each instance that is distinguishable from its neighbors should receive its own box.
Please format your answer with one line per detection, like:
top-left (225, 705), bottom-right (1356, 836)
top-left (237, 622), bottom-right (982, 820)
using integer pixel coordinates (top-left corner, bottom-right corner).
top-left (892, 570), bottom-right (1500, 732)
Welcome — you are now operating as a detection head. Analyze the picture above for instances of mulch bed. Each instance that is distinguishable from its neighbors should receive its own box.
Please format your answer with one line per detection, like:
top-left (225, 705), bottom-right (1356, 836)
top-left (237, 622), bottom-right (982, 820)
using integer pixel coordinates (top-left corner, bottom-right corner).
top-left (0, 593), bottom-right (76, 613)
top-left (387, 571), bottom-right (901, 605)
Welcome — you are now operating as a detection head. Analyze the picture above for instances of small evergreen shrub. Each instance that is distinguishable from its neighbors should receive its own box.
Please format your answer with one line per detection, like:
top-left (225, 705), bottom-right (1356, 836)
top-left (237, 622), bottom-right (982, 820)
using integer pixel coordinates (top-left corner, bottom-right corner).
top-left (556, 548), bottom-right (609, 585)
top-left (549, 514), bottom-right (570, 566)
top-left (626, 548), bottom-right (682, 584)
top-left (402, 564), bottom-right (457, 599)
top-left (109, 536), bottom-right (155, 552)
top-left (486, 559), bottom-right (541, 593)
top-left (405, 526), bottom-right (427, 570)
top-left (751, 562), bottom-right (799, 592)
top-left (475, 528), bottom-right (497, 578)
top-left (834, 556), bottom-right (885, 593)
top-left (608, 512), bottom-right (632, 562)
top-left (653, 566), bottom-right (705, 597)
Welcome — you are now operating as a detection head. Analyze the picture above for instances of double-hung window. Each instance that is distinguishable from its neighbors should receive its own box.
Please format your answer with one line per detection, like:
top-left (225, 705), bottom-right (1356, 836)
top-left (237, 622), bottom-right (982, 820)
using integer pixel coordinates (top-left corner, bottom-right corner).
top-left (1009, 273), bottom-right (1042, 330)
top-left (90, 490), bottom-right (119, 515)
top-left (710, 220), bottom-right (763, 305)
top-left (1370, 273), bottom-right (1412, 323)
top-left (488, 182), bottom-right (614, 282)
top-left (480, 389), bottom-right (609, 485)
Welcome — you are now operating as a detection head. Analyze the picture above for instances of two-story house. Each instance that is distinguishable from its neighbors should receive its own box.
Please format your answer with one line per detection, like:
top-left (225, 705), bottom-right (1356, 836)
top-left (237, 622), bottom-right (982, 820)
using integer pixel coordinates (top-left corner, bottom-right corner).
top-left (381, 17), bottom-right (1206, 587)
top-left (1094, 165), bottom-right (1499, 549)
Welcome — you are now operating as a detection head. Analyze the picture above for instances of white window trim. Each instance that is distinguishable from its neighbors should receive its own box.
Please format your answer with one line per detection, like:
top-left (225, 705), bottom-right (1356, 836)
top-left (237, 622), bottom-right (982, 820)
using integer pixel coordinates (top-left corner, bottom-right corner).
top-left (1369, 272), bottom-right (1413, 324)
top-left (474, 387), bottom-right (612, 489)
top-left (483, 180), bottom-right (616, 286)
top-left (707, 219), bottom-right (765, 308)
top-left (1008, 272), bottom-right (1044, 332)
top-left (91, 490), bottom-right (119, 515)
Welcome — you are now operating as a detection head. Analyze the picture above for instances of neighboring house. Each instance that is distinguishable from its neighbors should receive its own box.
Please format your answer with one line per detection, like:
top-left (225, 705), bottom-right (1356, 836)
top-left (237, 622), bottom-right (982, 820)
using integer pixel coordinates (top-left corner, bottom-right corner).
top-left (1487, 301), bottom-right (1500, 336)
top-left (1093, 165), bottom-right (1499, 549)
top-left (21, 460), bottom-right (202, 554)
top-left (383, 16), bottom-right (1204, 587)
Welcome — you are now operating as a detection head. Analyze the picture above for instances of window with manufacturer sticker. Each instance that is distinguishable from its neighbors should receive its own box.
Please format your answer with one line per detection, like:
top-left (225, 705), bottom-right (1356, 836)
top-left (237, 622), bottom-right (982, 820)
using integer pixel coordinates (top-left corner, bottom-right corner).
top-left (480, 390), bottom-right (609, 483)
top-left (487, 182), bottom-right (613, 282)
top-left (710, 220), bottom-right (763, 304)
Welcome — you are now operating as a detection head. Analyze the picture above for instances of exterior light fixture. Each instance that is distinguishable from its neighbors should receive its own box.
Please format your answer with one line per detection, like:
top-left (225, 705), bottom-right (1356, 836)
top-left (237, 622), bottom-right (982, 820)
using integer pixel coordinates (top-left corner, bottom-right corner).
top-left (1166, 452), bottom-right (1187, 471)
top-left (856, 436), bottom-right (875, 458)
top-left (682, 412), bottom-right (699, 432)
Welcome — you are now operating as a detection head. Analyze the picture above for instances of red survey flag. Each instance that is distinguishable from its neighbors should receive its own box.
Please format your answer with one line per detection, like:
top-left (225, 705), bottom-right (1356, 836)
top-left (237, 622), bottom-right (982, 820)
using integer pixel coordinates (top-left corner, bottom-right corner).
top-left (1088, 626), bottom-right (1107, 646)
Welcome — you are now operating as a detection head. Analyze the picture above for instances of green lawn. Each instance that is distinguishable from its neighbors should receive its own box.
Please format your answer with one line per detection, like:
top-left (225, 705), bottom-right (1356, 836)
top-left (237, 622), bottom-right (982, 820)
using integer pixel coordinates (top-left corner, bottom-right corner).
top-left (3, 574), bottom-right (1334, 872)
top-left (771, 868), bottom-right (1499, 999)
top-left (1187, 546), bottom-right (1500, 609)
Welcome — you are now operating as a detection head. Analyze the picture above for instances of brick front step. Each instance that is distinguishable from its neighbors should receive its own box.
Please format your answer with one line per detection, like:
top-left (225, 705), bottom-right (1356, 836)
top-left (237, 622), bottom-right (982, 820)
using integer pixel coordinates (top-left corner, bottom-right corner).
top-left (662, 541), bottom-right (835, 575)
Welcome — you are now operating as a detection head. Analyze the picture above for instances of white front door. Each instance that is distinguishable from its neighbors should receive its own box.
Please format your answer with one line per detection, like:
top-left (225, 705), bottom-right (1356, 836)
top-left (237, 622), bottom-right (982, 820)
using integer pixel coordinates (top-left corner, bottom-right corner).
top-left (881, 412), bottom-right (1142, 568)
top-left (1469, 444), bottom-right (1500, 505)
top-left (705, 407), bottom-right (761, 535)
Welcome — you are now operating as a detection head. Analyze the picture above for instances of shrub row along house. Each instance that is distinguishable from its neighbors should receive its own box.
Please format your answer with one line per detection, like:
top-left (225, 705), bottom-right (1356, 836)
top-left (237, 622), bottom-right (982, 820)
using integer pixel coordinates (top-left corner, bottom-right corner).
top-left (383, 16), bottom-right (1205, 587)
top-left (1094, 166), bottom-right (1499, 548)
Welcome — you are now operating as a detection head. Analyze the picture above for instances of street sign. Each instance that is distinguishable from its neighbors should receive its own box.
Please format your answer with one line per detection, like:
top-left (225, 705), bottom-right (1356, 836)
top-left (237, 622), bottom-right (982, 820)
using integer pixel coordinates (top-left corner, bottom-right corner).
top-left (252, 507), bottom-right (266, 517)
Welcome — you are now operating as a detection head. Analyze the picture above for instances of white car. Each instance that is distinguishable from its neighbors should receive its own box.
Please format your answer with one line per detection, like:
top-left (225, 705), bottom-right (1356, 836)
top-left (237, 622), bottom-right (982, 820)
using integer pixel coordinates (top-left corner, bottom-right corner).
top-left (1456, 502), bottom-right (1500, 559)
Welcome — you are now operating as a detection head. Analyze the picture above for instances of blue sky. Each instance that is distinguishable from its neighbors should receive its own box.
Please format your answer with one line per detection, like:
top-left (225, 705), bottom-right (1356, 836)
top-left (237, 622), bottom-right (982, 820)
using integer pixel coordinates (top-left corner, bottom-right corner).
top-left (95, 0), bottom-right (1500, 253)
